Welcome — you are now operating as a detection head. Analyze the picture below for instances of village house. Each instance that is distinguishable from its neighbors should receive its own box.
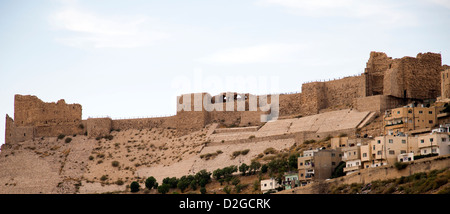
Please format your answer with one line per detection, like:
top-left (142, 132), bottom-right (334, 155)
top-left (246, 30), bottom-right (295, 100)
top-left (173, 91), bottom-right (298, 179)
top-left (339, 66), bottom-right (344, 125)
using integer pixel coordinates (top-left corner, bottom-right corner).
top-left (383, 103), bottom-right (441, 136)
top-left (297, 149), bottom-right (342, 186)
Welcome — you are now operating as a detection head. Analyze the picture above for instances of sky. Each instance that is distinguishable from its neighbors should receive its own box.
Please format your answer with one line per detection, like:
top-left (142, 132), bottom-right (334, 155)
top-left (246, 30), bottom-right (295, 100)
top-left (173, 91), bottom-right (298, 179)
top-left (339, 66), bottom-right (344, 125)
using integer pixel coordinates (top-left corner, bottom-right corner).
top-left (1, 0), bottom-right (450, 146)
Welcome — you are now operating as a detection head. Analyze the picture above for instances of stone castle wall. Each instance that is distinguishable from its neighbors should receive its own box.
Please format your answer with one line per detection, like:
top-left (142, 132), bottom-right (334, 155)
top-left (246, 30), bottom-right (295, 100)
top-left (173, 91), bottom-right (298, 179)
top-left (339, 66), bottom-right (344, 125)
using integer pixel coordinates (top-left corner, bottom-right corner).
top-left (5, 95), bottom-right (84, 144)
top-left (5, 51), bottom-right (448, 143)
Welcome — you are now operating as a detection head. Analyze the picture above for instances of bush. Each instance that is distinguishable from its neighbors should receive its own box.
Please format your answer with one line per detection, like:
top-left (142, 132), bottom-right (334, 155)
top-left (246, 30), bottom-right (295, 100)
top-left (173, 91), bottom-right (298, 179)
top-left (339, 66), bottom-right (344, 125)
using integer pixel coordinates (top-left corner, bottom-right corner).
top-left (65, 137), bottom-right (72, 143)
top-left (263, 147), bottom-right (277, 155)
top-left (100, 175), bottom-right (108, 181)
top-left (195, 170), bottom-right (212, 187)
top-left (158, 184), bottom-right (170, 194)
top-left (116, 179), bottom-right (124, 185)
top-left (223, 186), bottom-right (232, 194)
top-left (57, 134), bottom-right (65, 140)
top-left (261, 164), bottom-right (268, 173)
top-left (130, 181), bottom-right (140, 193)
top-left (303, 139), bottom-right (316, 144)
top-left (239, 163), bottom-right (249, 176)
top-left (105, 135), bottom-right (114, 140)
top-left (394, 162), bottom-right (408, 170)
top-left (163, 177), bottom-right (179, 188)
top-left (241, 149), bottom-right (250, 155)
top-left (111, 161), bottom-right (120, 167)
top-left (145, 176), bottom-right (157, 189)
top-left (200, 187), bottom-right (207, 194)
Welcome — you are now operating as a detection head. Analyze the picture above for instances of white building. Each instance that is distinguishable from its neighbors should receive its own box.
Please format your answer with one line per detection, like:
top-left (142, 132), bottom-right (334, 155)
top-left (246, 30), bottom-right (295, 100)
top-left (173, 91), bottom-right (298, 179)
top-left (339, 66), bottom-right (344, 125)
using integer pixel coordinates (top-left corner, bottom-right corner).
top-left (397, 153), bottom-right (414, 162)
top-left (417, 132), bottom-right (450, 156)
top-left (260, 178), bottom-right (280, 193)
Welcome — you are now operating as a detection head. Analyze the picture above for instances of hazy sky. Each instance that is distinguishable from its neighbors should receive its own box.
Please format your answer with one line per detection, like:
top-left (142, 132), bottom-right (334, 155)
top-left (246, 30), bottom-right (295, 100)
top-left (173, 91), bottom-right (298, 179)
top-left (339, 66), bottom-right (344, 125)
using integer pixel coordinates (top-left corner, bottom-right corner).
top-left (1, 0), bottom-right (450, 145)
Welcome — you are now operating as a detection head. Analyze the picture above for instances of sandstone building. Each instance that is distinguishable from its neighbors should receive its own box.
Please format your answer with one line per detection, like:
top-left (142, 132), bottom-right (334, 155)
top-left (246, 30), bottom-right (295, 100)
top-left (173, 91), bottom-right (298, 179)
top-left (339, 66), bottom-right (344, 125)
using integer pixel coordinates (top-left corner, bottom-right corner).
top-left (4, 51), bottom-right (449, 145)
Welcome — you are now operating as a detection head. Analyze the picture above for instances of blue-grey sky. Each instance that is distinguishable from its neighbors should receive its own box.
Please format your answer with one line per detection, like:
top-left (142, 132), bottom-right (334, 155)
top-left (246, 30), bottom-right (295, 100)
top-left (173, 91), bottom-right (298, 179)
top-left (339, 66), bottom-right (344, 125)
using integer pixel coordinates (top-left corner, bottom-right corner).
top-left (1, 0), bottom-right (450, 146)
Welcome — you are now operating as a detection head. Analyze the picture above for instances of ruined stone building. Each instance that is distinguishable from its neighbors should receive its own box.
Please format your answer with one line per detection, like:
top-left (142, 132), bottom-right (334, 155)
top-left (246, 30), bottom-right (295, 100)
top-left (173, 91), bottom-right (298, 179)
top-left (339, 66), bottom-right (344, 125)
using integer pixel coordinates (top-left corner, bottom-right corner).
top-left (4, 51), bottom-right (449, 145)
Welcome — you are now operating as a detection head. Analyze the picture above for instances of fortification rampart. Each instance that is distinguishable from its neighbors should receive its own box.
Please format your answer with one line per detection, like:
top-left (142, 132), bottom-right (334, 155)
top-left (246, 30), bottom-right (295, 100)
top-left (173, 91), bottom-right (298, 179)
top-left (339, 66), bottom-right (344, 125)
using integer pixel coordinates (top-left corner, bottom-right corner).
top-left (5, 51), bottom-right (448, 144)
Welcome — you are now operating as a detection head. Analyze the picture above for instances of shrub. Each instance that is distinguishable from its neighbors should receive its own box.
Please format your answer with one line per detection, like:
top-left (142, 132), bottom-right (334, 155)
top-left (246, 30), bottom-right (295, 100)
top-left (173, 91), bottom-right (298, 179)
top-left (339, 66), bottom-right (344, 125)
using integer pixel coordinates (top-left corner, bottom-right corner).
top-left (130, 181), bottom-right (140, 193)
top-left (249, 161), bottom-right (261, 175)
top-left (158, 184), bottom-right (170, 194)
top-left (303, 139), bottom-right (316, 144)
top-left (100, 175), bottom-right (108, 181)
top-left (248, 135), bottom-right (255, 139)
top-left (177, 179), bottom-right (190, 193)
top-left (239, 163), bottom-right (249, 176)
top-left (145, 176), bottom-right (157, 189)
top-left (200, 187), bottom-right (207, 194)
top-left (88, 156), bottom-right (94, 161)
top-left (57, 134), bottom-right (65, 140)
top-left (105, 135), bottom-right (114, 140)
top-left (263, 147), bottom-right (277, 155)
top-left (115, 179), bottom-right (124, 185)
top-left (195, 170), bottom-right (212, 187)
top-left (261, 164), bottom-right (268, 173)
top-left (65, 137), bottom-right (72, 143)
top-left (394, 162), bottom-right (408, 170)
top-left (111, 161), bottom-right (120, 167)
top-left (241, 149), bottom-right (250, 155)
top-left (223, 186), bottom-right (232, 194)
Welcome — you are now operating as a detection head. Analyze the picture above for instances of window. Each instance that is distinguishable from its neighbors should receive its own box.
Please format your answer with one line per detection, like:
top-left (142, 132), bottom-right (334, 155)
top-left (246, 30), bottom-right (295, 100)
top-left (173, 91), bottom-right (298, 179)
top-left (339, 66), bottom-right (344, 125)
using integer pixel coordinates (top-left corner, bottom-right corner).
top-left (430, 138), bottom-right (434, 143)
top-left (397, 111), bottom-right (400, 114)
top-left (402, 140), bottom-right (406, 144)
top-left (389, 139), bottom-right (393, 144)
top-left (332, 162), bottom-right (336, 166)
top-left (420, 139), bottom-right (424, 144)
top-left (419, 110), bottom-right (423, 114)
top-left (442, 138), bottom-right (447, 142)
top-left (429, 111), bottom-right (433, 114)
top-left (363, 153), bottom-right (367, 157)
top-left (373, 145), bottom-right (376, 150)
top-left (408, 110), bottom-right (412, 113)
top-left (432, 148), bottom-right (437, 153)
top-left (389, 150), bottom-right (395, 155)
top-left (331, 153), bottom-right (335, 157)
top-left (377, 140), bottom-right (381, 144)
top-left (429, 120), bottom-right (433, 124)
top-left (377, 151), bottom-right (382, 155)
top-left (400, 150), bottom-right (406, 154)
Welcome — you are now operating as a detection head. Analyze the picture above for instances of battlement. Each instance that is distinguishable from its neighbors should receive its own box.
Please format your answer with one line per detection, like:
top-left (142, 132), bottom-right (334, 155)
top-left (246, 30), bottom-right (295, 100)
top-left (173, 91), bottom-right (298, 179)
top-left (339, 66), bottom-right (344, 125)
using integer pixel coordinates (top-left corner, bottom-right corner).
top-left (4, 51), bottom-right (448, 144)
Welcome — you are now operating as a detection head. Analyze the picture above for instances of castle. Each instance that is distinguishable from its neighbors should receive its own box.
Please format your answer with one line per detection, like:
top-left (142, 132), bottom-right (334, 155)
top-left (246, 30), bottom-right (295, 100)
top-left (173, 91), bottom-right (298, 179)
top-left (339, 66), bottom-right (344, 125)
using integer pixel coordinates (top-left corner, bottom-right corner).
top-left (4, 51), bottom-right (449, 145)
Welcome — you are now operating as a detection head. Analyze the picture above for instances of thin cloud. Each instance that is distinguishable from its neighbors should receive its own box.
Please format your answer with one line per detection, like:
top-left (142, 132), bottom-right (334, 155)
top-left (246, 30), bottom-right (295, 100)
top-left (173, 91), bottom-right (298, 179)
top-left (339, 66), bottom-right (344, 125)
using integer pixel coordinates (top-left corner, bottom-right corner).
top-left (49, 7), bottom-right (169, 48)
top-left (256, 0), bottom-right (418, 26)
top-left (429, 0), bottom-right (450, 9)
top-left (198, 43), bottom-right (306, 64)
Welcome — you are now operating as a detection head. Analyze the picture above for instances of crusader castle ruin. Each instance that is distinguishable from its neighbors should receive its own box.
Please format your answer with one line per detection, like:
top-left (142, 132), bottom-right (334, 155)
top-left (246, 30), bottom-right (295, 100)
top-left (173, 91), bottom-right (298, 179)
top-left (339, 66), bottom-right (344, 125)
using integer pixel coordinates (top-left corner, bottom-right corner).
top-left (5, 51), bottom-right (450, 145)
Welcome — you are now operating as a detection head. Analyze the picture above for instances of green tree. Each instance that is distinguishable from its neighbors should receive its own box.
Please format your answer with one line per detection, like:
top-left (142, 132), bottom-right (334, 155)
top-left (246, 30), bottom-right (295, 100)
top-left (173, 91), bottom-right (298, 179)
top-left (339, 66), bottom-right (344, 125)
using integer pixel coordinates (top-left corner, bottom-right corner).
top-left (200, 187), bottom-right (207, 194)
top-left (261, 164), bottom-right (268, 173)
top-left (213, 168), bottom-right (223, 180)
top-left (288, 153), bottom-right (299, 170)
top-left (239, 163), bottom-right (249, 176)
top-left (331, 161), bottom-right (346, 178)
top-left (195, 170), bottom-right (212, 187)
top-left (158, 183), bottom-right (170, 194)
top-left (249, 161), bottom-right (261, 174)
top-left (145, 176), bottom-right (157, 189)
top-left (130, 181), bottom-right (140, 193)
